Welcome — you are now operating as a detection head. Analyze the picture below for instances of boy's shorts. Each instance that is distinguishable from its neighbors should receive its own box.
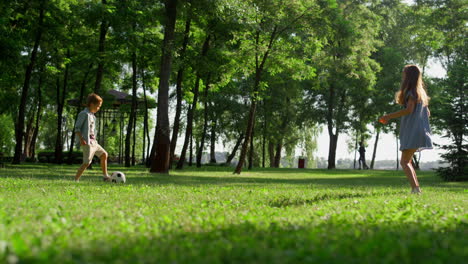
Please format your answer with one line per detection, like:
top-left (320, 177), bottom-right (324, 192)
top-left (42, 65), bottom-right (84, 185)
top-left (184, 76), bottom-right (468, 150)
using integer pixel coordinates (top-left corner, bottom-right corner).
top-left (82, 141), bottom-right (107, 164)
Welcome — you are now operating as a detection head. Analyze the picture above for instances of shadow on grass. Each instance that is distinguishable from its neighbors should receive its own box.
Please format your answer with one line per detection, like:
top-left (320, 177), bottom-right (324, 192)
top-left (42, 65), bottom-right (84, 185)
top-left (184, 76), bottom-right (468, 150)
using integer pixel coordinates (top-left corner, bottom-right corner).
top-left (8, 221), bottom-right (467, 264)
top-left (1, 164), bottom-right (465, 191)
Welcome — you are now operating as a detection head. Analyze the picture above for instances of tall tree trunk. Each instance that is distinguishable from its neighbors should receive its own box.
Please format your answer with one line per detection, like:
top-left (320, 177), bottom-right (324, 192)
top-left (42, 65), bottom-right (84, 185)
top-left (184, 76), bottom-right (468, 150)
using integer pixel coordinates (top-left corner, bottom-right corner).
top-left (225, 133), bottom-right (244, 165)
top-left (132, 109), bottom-right (137, 166)
top-left (234, 26), bottom-right (277, 174)
top-left (268, 141), bottom-right (275, 167)
top-left (209, 118), bottom-right (217, 163)
top-left (13, 0), bottom-right (45, 164)
top-left (262, 106), bottom-right (266, 168)
top-left (176, 34), bottom-right (211, 169)
top-left (327, 133), bottom-right (338, 169)
top-left (125, 51), bottom-right (138, 167)
top-left (274, 142), bottom-right (282, 168)
top-left (353, 131), bottom-right (358, 169)
top-left (176, 77), bottom-right (201, 169)
top-left (23, 109), bottom-right (36, 158)
top-left (326, 81), bottom-right (337, 169)
top-left (196, 75), bottom-right (211, 168)
top-left (68, 63), bottom-right (93, 164)
top-left (30, 66), bottom-right (45, 159)
top-left (147, 128), bottom-right (156, 168)
top-left (94, 0), bottom-right (108, 94)
top-left (370, 128), bottom-right (380, 169)
top-left (170, 7), bottom-right (192, 164)
top-left (189, 128), bottom-right (193, 166)
top-left (248, 120), bottom-right (255, 170)
top-left (150, 0), bottom-right (178, 174)
top-left (141, 69), bottom-right (149, 163)
top-left (55, 49), bottom-right (70, 164)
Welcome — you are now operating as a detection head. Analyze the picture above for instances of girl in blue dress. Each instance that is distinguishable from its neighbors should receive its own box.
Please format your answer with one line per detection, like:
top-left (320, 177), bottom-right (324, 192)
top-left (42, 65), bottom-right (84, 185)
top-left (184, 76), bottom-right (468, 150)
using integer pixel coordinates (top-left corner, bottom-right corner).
top-left (379, 65), bottom-right (433, 194)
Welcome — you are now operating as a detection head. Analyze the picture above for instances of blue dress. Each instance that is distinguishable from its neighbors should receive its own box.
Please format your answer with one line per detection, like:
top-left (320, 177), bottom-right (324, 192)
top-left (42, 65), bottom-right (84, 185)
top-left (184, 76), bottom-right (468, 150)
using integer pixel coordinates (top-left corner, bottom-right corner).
top-left (399, 90), bottom-right (433, 152)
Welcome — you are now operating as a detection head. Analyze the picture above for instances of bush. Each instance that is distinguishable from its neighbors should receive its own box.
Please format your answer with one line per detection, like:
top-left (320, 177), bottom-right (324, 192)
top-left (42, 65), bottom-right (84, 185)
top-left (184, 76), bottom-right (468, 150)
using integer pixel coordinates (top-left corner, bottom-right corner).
top-left (436, 145), bottom-right (468, 181)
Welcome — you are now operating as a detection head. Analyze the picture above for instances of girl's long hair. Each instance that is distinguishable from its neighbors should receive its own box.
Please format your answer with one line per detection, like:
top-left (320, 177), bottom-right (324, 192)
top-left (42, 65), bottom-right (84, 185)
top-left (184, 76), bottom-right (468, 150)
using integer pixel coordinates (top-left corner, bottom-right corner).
top-left (395, 64), bottom-right (430, 106)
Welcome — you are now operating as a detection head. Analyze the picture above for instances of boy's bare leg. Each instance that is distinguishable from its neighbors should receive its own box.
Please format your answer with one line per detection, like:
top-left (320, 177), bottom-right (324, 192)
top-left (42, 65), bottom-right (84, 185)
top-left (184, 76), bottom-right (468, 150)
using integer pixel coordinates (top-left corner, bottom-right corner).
top-left (400, 149), bottom-right (419, 189)
top-left (75, 163), bottom-right (90, 181)
top-left (100, 153), bottom-right (108, 177)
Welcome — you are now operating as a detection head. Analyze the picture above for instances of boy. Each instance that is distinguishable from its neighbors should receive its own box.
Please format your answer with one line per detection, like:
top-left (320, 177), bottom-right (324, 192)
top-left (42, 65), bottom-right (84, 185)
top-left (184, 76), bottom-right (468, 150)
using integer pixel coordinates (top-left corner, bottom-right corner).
top-left (74, 93), bottom-right (110, 182)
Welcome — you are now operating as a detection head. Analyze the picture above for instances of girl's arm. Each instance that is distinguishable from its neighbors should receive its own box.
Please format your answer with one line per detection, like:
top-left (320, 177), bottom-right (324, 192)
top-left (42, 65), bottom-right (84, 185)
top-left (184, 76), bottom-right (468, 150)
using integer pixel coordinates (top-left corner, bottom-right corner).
top-left (379, 99), bottom-right (416, 124)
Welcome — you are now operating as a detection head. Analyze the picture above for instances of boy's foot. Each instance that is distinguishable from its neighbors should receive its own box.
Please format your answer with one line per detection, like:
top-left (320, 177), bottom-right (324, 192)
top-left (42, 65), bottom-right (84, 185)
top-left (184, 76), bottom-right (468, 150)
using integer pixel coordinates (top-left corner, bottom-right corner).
top-left (103, 175), bottom-right (111, 182)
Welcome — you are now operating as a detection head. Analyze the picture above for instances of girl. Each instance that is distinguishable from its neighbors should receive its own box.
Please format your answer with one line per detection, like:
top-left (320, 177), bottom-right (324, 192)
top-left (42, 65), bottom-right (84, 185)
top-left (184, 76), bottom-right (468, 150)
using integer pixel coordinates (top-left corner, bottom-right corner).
top-left (379, 65), bottom-right (433, 194)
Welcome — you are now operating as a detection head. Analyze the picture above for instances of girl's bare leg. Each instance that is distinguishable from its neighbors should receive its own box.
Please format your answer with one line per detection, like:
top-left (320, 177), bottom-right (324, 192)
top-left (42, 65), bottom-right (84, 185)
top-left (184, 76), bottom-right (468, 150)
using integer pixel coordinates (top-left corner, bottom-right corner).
top-left (400, 148), bottom-right (419, 189)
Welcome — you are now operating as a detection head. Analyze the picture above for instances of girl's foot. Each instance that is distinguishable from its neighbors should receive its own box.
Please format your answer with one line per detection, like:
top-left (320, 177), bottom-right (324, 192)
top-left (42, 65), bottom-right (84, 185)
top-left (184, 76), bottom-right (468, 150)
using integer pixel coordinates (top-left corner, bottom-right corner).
top-left (411, 187), bottom-right (422, 194)
top-left (103, 175), bottom-right (111, 182)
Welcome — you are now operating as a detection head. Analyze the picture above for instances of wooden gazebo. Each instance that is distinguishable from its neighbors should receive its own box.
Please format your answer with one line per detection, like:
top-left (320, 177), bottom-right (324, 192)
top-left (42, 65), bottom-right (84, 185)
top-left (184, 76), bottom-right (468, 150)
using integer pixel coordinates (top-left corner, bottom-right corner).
top-left (67, 89), bottom-right (156, 164)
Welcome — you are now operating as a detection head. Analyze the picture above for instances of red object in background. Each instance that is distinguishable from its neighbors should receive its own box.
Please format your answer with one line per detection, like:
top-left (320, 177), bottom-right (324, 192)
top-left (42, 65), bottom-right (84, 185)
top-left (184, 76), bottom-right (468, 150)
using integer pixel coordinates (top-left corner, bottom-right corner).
top-left (298, 158), bottom-right (305, 169)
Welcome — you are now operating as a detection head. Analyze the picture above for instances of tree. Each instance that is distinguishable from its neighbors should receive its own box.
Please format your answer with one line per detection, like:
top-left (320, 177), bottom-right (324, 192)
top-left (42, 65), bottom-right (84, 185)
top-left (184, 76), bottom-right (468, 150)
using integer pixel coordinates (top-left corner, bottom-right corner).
top-left (13, 0), bottom-right (46, 164)
top-left (150, 0), bottom-right (178, 174)
top-left (231, 0), bottom-right (318, 174)
top-left (307, 0), bottom-right (381, 169)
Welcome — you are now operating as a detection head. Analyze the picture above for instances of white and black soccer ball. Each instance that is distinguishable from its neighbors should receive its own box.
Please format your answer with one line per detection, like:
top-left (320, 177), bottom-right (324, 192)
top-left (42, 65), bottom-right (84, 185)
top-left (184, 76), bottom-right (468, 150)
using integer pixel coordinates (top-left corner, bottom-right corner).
top-left (111, 171), bottom-right (126, 183)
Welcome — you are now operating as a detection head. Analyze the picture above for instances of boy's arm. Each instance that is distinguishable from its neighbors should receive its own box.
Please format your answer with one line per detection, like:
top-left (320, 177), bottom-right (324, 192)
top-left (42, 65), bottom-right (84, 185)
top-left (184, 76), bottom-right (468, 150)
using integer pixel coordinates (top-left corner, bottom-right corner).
top-left (74, 112), bottom-right (87, 145)
top-left (75, 132), bottom-right (87, 145)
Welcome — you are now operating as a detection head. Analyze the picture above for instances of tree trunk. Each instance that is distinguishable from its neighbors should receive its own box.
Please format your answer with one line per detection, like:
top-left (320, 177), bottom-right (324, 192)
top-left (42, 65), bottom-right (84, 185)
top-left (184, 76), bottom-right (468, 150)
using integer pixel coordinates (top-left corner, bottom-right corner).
top-left (268, 141), bottom-right (275, 167)
top-left (68, 63), bottom-right (93, 164)
top-left (370, 128), bottom-right (380, 169)
top-left (262, 107), bottom-right (266, 168)
top-left (209, 118), bottom-right (217, 163)
top-left (94, 0), bottom-right (108, 94)
top-left (327, 133), bottom-right (338, 169)
top-left (412, 155), bottom-right (420, 170)
top-left (196, 75), bottom-right (211, 168)
top-left (225, 133), bottom-right (244, 165)
top-left (30, 66), bottom-right (45, 159)
top-left (125, 51), bottom-right (138, 167)
top-left (141, 69), bottom-right (149, 163)
top-left (132, 108), bottom-right (137, 166)
top-left (55, 49), bottom-right (70, 164)
top-left (326, 80), bottom-right (336, 169)
top-left (176, 34), bottom-right (211, 169)
top-left (147, 128), bottom-right (156, 168)
top-left (353, 131), bottom-right (358, 169)
top-left (176, 77), bottom-right (201, 169)
top-left (189, 128), bottom-right (193, 166)
top-left (234, 26), bottom-right (277, 174)
top-left (13, 0), bottom-right (45, 164)
top-left (23, 109), bottom-right (36, 158)
top-left (170, 8), bottom-right (192, 164)
top-left (248, 120), bottom-right (255, 170)
top-left (274, 142), bottom-right (282, 168)
top-left (150, 0), bottom-right (178, 174)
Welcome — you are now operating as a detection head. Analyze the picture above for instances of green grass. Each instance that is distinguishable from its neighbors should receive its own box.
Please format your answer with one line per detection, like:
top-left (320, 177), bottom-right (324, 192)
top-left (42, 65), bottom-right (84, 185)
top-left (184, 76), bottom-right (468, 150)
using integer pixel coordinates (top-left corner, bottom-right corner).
top-left (0, 164), bottom-right (467, 264)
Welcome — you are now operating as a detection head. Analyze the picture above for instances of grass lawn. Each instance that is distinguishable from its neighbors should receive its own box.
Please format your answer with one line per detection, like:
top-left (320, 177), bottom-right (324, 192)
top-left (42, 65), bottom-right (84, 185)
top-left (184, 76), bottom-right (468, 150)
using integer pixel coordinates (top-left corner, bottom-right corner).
top-left (0, 164), bottom-right (466, 264)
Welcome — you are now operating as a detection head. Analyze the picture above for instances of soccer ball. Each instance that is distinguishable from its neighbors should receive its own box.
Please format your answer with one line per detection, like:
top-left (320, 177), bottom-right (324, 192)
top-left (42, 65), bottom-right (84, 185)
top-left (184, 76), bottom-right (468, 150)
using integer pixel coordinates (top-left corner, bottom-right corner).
top-left (111, 171), bottom-right (126, 183)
